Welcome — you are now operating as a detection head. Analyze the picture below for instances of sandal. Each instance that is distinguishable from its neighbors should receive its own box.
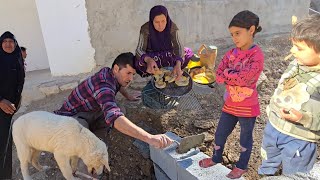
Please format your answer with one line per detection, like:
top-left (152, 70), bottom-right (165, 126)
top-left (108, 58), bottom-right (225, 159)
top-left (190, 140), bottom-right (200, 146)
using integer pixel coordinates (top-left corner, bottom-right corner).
top-left (226, 167), bottom-right (247, 179)
top-left (199, 158), bottom-right (216, 168)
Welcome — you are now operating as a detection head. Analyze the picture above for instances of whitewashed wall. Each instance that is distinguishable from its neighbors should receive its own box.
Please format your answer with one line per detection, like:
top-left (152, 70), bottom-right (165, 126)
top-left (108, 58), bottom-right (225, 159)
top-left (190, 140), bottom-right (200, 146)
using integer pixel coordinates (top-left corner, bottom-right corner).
top-left (35, 0), bottom-right (95, 76)
top-left (0, 0), bottom-right (49, 72)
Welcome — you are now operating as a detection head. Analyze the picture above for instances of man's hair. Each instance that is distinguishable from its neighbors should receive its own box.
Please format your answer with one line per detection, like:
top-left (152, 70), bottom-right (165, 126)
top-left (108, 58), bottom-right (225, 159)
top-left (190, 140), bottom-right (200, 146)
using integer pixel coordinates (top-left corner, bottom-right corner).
top-left (20, 46), bottom-right (26, 52)
top-left (291, 14), bottom-right (320, 53)
top-left (111, 52), bottom-right (135, 69)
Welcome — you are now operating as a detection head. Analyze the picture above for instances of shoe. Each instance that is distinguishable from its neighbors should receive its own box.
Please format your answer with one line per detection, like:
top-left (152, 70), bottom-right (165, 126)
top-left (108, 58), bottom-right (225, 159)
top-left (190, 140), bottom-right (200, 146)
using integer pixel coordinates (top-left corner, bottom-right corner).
top-left (226, 167), bottom-right (247, 179)
top-left (199, 158), bottom-right (216, 168)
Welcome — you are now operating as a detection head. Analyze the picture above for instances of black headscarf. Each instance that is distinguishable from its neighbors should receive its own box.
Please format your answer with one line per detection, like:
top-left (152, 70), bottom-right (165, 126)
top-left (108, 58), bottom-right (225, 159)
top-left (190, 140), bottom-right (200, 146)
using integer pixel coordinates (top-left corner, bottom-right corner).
top-left (148, 5), bottom-right (173, 52)
top-left (0, 31), bottom-right (25, 107)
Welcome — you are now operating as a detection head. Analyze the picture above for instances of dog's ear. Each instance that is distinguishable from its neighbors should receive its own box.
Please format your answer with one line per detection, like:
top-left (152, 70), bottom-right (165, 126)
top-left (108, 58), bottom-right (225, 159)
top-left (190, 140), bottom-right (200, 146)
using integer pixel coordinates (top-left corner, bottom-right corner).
top-left (101, 154), bottom-right (111, 172)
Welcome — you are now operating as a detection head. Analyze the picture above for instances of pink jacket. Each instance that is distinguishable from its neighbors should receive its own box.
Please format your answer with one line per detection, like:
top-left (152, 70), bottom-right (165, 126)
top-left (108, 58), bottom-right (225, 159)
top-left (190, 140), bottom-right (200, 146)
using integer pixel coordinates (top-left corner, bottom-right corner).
top-left (216, 45), bottom-right (264, 108)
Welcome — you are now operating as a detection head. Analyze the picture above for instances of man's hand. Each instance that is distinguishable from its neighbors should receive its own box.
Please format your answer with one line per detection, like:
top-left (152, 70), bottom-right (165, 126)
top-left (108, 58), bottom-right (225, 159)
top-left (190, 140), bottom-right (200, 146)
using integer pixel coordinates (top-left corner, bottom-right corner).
top-left (148, 134), bottom-right (174, 149)
top-left (172, 61), bottom-right (183, 80)
top-left (280, 108), bottom-right (303, 122)
top-left (145, 57), bottom-right (158, 74)
top-left (120, 87), bottom-right (141, 101)
top-left (0, 99), bottom-right (16, 115)
top-left (126, 91), bottom-right (141, 101)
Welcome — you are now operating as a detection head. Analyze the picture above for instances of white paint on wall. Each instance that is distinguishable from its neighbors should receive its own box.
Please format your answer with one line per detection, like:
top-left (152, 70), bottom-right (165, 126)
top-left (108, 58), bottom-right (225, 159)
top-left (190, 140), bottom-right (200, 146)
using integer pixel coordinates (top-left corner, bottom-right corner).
top-left (0, 0), bottom-right (49, 72)
top-left (35, 0), bottom-right (95, 76)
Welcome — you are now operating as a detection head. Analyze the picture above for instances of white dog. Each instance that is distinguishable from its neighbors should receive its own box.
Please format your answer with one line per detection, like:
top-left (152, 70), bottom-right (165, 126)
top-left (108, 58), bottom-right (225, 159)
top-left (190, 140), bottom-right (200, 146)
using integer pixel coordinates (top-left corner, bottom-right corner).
top-left (13, 111), bottom-right (111, 180)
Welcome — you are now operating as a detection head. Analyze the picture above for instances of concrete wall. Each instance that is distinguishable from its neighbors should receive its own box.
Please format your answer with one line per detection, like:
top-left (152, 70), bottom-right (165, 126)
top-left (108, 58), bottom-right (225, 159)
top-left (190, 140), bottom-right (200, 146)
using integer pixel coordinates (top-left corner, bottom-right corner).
top-left (35, 0), bottom-right (96, 76)
top-left (86, 0), bottom-right (310, 67)
top-left (310, 0), bottom-right (320, 11)
top-left (0, 0), bottom-right (49, 72)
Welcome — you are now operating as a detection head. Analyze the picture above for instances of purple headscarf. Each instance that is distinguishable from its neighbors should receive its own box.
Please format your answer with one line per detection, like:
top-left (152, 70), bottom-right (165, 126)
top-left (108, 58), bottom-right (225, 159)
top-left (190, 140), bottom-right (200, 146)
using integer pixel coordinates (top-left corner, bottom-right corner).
top-left (148, 5), bottom-right (173, 52)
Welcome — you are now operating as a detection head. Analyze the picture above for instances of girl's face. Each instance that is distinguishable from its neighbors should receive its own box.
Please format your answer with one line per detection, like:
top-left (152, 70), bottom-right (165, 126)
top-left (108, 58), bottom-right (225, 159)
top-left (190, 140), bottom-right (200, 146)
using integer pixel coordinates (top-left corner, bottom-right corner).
top-left (153, 14), bottom-right (167, 32)
top-left (229, 26), bottom-right (255, 50)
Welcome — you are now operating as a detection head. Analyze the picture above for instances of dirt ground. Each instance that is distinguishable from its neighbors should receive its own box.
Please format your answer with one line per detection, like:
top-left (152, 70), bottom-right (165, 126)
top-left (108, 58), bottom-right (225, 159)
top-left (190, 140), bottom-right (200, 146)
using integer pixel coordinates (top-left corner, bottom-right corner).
top-left (11, 33), bottom-right (320, 180)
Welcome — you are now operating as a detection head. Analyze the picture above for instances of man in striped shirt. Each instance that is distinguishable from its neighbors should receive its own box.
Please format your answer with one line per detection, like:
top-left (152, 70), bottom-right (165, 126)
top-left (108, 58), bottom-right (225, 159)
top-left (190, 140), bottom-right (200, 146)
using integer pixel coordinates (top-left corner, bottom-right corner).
top-left (54, 52), bottom-right (173, 149)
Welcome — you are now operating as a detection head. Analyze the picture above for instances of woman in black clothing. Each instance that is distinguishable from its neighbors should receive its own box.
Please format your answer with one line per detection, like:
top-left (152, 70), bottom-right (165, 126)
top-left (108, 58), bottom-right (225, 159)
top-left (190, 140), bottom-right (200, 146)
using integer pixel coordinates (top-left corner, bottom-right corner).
top-left (0, 31), bottom-right (25, 179)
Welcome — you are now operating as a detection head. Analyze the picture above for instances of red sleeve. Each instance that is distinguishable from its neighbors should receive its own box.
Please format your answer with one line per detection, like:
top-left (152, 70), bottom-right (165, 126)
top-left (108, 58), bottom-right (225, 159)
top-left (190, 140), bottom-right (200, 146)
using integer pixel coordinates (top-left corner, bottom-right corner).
top-left (216, 50), bottom-right (232, 84)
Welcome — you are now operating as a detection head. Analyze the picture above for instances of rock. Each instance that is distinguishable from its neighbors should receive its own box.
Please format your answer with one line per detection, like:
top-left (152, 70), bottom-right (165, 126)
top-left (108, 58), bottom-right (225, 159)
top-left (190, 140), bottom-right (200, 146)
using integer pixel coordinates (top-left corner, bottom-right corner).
top-left (39, 85), bottom-right (60, 96)
top-left (193, 120), bottom-right (214, 129)
top-left (59, 82), bottom-right (78, 91)
top-left (257, 72), bottom-right (268, 92)
top-left (199, 145), bottom-right (207, 152)
top-left (202, 132), bottom-right (214, 142)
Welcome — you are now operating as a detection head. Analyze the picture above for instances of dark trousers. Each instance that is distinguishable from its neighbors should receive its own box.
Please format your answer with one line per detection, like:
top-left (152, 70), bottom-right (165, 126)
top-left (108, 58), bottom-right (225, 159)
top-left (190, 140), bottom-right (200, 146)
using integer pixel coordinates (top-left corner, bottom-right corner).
top-left (212, 111), bottom-right (256, 170)
top-left (72, 111), bottom-right (110, 145)
top-left (0, 110), bottom-right (12, 179)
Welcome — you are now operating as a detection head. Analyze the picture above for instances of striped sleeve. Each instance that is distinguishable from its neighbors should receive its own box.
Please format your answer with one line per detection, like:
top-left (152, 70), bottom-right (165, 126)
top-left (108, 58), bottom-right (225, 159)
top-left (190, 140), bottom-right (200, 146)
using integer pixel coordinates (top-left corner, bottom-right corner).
top-left (94, 84), bottom-right (124, 127)
top-left (171, 24), bottom-right (183, 59)
top-left (135, 28), bottom-right (149, 66)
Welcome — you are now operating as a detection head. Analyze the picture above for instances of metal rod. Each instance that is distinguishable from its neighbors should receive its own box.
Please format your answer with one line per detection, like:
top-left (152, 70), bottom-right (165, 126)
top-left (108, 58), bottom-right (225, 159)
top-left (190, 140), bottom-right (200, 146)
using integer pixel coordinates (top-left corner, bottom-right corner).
top-left (2, 117), bottom-right (13, 168)
top-left (75, 171), bottom-right (99, 180)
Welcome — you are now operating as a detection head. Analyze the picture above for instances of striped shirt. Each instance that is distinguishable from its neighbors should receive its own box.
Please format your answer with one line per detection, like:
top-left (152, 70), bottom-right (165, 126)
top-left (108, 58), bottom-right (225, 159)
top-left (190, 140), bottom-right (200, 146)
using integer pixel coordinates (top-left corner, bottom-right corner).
top-left (54, 67), bottom-right (123, 128)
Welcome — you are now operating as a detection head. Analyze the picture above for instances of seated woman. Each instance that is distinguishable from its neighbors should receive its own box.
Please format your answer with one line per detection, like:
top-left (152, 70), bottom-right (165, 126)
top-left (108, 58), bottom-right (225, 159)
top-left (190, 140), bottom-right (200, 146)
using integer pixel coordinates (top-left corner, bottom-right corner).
top-left (135, 5), bottom-right (193, 80)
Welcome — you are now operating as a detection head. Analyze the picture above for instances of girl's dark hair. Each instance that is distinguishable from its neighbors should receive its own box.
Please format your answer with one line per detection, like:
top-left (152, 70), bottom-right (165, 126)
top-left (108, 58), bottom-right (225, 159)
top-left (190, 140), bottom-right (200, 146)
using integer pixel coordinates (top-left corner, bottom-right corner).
top-left (291, 14), bottom-right (320, 53)
top-left (112, 52), bottom-right (135, 69)
top-left (229, 10), bottom-right (262, 36)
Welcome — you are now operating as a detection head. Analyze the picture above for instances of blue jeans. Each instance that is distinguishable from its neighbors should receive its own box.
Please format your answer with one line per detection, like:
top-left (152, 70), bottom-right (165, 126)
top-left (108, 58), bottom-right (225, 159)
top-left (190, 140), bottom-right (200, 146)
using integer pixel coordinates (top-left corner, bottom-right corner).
top-left (212, 112), bottom-right (256, 170)
top-left (258, 122), bottom-right (317, 175)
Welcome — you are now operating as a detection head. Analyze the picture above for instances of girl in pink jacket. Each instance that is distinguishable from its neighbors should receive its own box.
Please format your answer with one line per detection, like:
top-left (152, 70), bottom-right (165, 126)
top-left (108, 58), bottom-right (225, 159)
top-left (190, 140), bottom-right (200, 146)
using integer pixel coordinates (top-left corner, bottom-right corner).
top-left (199, 10), bottom-right (264, 179)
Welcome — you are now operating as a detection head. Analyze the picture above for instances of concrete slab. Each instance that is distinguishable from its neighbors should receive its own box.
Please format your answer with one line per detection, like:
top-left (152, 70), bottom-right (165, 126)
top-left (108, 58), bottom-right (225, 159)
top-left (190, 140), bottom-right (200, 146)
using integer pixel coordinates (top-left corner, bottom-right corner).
top-left (177, 152), bottom-right (244, 180)
top-left (59, 82), bottom-right (78, 91)
top-left (151, 132), bottom-right (245, 180)
top-left (150, 132), bottom-right (200, 180)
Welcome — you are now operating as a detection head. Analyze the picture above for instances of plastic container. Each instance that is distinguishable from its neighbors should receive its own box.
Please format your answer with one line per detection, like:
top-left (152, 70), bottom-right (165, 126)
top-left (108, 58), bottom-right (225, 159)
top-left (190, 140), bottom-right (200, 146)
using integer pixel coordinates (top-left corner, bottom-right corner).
top-left (198, 44), bottom-right (217, 70)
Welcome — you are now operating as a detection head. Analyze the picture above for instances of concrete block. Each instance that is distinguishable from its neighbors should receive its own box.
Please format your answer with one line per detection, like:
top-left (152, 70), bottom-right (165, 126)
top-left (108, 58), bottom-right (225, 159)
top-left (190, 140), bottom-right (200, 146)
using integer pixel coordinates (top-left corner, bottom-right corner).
top-left (154, 163), bottom-right (171, 180)
top-left (39, 85), bottom-right (60, 96)
top-left (151, 132), bottom-right (245, 180)
top-left (59, 82), bottom-right (78, 91)
top-left (133, 122), bottom-right (157, 159)
top-left (150, 132), bottom-right (200, 180)
top-left (133, 139), bottom-right (150, 159)
top-left (177, 152), bottom-right (244, 180)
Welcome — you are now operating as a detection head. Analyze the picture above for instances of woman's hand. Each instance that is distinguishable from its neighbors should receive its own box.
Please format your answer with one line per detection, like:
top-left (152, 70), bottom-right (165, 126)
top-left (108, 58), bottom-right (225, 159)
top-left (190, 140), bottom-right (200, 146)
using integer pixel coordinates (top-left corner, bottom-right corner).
top-left (0, 99), bottom-right (16, 115)
top-left (145, 57), bottom-right (158, 74)
top-left (279, 108), bottom-right (303, 122)
top-left (172, 61), bottom-right (183, 80)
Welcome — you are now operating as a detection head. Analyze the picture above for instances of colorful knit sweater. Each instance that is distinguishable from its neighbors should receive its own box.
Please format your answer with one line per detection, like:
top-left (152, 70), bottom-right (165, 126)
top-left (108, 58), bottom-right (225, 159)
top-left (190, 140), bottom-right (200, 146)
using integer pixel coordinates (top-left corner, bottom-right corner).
top-left (267, 60), bottom-right (320, 142)
top-left (216, 45), bottom-right (264, 117)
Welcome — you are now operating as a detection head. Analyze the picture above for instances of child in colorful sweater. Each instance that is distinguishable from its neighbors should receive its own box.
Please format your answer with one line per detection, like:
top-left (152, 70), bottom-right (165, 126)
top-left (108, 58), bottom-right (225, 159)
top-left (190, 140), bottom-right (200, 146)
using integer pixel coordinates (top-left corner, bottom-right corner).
top-left (199, 10), bottom-right (264, 179)
top-left (258, 14), bottom-right (320, 176)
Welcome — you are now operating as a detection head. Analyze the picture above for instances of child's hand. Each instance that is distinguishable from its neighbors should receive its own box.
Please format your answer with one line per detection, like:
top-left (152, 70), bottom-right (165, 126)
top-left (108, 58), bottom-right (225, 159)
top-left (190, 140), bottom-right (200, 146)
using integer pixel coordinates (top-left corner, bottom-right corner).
top-left (279, 108), bottom-right (303, 122)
